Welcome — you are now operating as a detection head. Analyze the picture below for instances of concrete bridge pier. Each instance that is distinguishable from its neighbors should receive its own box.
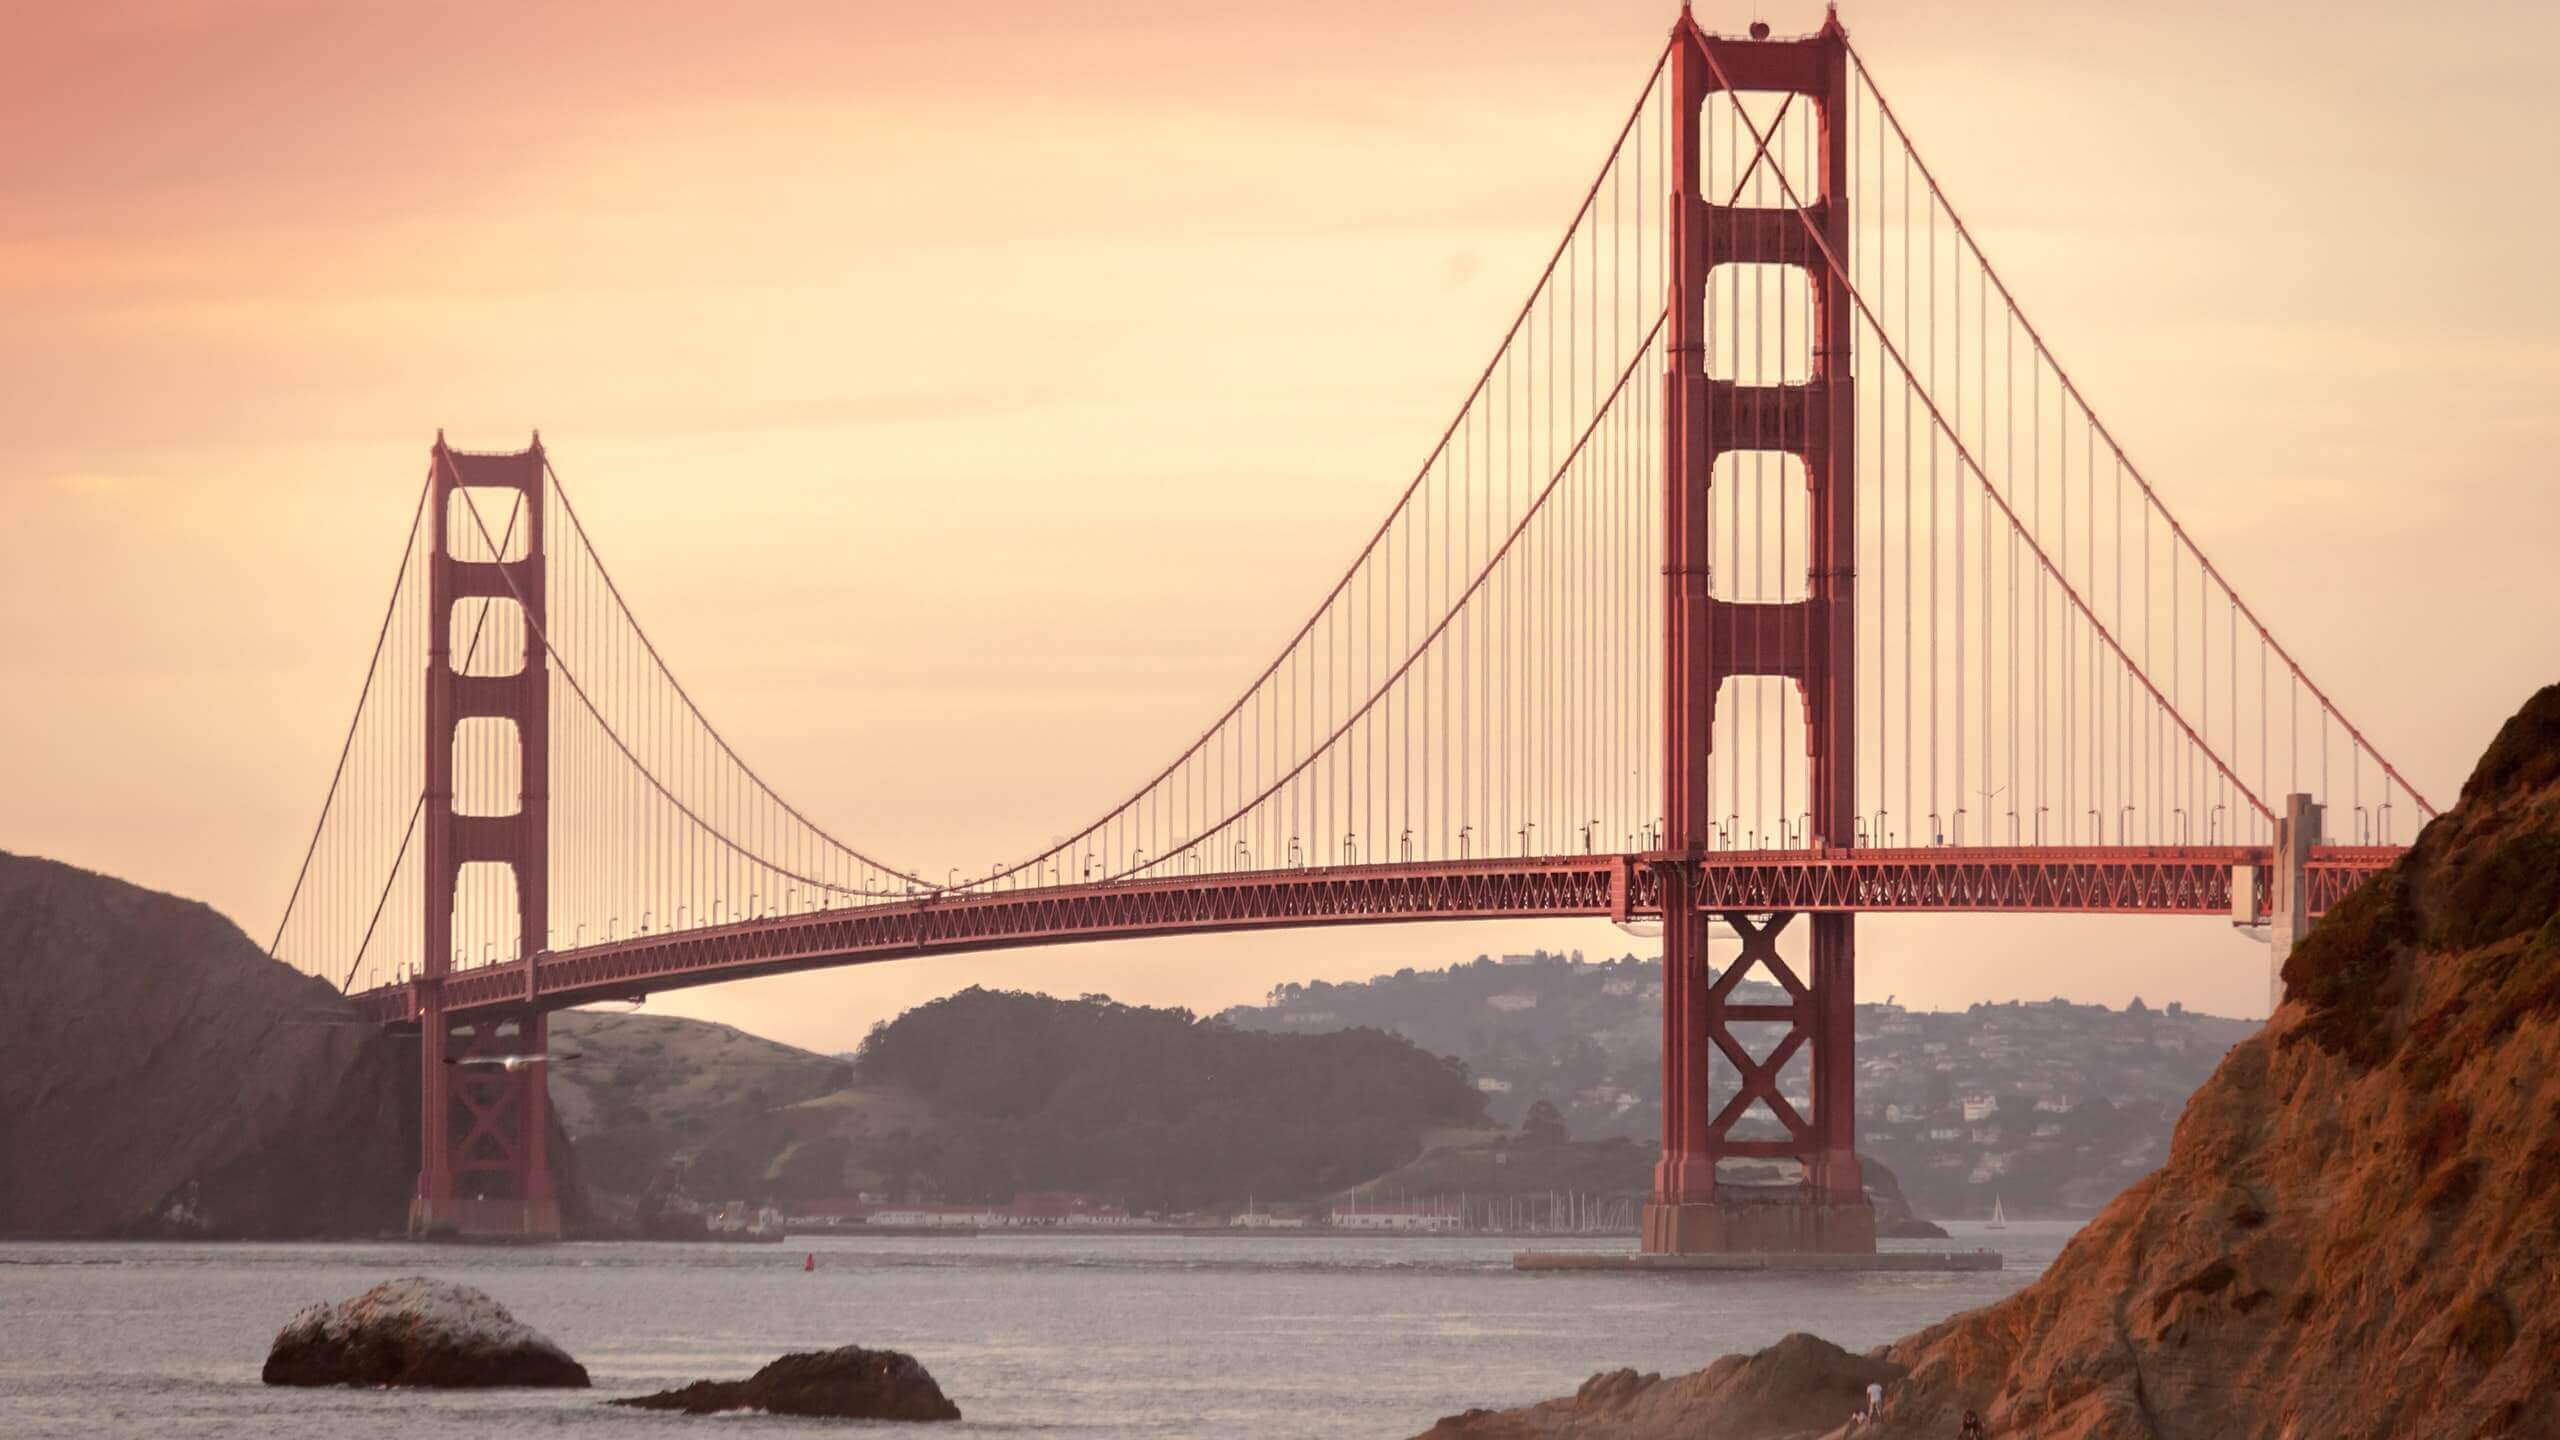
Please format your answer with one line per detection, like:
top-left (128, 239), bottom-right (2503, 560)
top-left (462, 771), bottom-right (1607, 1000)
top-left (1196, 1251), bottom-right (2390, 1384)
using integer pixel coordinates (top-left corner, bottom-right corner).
top-left (2265, 793), bottom-right (2325, 1013)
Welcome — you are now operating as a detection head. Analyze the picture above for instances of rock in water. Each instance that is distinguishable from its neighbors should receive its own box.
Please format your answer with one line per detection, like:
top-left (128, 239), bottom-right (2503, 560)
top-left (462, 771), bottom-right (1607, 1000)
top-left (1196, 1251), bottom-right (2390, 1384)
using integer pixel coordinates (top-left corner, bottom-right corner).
top-left (1417, 683), bottom-right (2560, 1440)
top-left (262, 1277), bottom-right (589, 1388)
top-left (1418, 1333), bottom-right (1895, 1439)
top-left (611, 1346), bottom-right (960, 1421)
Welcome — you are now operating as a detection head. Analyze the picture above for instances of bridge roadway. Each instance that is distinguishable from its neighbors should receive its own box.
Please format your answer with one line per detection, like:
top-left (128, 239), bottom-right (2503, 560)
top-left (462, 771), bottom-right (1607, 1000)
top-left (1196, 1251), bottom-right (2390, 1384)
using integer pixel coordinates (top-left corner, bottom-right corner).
top-left (353, 843), bottom-right (2399, 1026)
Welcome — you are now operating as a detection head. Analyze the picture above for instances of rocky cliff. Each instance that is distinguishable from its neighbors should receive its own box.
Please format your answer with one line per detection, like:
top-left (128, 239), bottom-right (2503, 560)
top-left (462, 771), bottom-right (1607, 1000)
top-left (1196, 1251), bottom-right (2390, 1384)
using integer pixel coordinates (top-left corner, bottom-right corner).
top-left (1418, 683), bottom-right (2560, 1440)
top-left (0, 853), bottom-right (583, 1237)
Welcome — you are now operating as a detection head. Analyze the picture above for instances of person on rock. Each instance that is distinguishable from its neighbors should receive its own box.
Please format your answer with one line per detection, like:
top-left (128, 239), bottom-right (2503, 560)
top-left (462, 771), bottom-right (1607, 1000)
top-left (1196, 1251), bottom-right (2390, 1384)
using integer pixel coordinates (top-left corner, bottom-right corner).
top-left (1959, 1409), bottom-right (1987, 1437)
top-left (1857, 1380), bottom-right (1885, 1423)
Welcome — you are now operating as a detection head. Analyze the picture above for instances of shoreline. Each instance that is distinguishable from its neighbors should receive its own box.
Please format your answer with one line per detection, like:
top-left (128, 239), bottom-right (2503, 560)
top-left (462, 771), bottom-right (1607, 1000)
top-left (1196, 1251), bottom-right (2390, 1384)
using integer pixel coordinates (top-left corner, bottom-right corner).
top-left (2, 1216), bottom-right (2089, 1246)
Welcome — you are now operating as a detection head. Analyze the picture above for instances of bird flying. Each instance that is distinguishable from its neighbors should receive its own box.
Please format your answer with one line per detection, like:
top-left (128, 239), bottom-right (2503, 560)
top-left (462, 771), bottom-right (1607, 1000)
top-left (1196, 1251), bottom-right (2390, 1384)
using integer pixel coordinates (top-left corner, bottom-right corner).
top-left (444, 1052), bottom-right (582, 1072)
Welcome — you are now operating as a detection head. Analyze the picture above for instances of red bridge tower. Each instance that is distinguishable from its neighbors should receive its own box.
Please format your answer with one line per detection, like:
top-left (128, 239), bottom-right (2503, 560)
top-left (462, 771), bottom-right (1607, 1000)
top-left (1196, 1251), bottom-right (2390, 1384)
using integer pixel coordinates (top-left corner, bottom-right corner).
top-left (1648, 11), bottom-right (1872, 1254)
top-left (414, 435), bottom-right (561, 1240)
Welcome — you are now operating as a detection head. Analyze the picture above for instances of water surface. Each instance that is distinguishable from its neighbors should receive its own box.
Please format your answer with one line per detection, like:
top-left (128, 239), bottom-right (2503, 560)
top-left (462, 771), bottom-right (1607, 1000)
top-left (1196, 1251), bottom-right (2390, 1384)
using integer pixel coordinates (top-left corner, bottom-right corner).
top-left (0, 1222), bottom-right (2073, 1438)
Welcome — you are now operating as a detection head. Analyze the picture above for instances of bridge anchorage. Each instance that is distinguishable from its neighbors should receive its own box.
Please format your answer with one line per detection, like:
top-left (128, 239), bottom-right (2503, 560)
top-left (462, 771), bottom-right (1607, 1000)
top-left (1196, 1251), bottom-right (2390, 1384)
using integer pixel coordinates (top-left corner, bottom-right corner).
top-left (269, 6), bottom-right (2430, 1247)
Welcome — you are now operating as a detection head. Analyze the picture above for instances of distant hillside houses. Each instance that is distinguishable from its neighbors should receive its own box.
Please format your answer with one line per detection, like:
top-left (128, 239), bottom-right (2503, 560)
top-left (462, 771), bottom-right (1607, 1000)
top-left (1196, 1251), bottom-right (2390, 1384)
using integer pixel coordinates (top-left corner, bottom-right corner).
top-left (1232, 1210), bottom-right (1310, 1229)
top-left (1331, 1203), bottom-right (1461, 1232)
top-left (1224, 954), bottom-right (2256, 1220)
top-left (864, 1192), bottom-right (1136, 1228)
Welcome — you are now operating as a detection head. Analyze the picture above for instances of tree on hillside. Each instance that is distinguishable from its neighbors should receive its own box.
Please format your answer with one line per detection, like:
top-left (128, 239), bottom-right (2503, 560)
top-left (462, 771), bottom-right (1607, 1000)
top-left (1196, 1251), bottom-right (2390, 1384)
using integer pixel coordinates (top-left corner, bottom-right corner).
top-left (869, 1128), bottom-right (941, 1202)
top-left (1522, 1099), bottom-right (1568, 1147)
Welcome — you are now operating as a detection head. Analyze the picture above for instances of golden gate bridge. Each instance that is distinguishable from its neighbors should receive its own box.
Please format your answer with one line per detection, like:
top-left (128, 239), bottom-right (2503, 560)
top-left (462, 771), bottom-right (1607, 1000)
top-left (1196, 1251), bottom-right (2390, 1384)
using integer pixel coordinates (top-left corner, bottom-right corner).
top-left (266, 7), bottom-right (2428, 1247)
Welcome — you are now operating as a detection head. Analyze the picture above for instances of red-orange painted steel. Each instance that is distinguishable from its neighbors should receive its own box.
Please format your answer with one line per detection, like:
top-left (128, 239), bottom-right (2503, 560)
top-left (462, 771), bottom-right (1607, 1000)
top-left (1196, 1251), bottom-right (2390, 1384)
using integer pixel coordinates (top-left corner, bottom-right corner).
top-left (349, 845), bottom-right (2393, 1029)
top-left (1657, 0), bottom-right (1715, 1215)
top-left (416, 436), bottom-right (555, 1235)
top-left (1651, 10), bottom-right (1865, 1229)
top-left (375, 21), bottom-right (2421, 1241)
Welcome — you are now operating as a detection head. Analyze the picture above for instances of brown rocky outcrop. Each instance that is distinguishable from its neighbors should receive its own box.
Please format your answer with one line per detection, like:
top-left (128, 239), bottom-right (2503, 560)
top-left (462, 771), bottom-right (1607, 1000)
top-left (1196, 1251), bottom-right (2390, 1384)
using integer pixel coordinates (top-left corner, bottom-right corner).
top-left (610, 1345), bottom-right (961, 1421)
top-left (1419, 1333), bottom-right (1897, 1439)
top-left (1420, 683), bottom-right (2560, 1440)
top-left (0, 853), bottom-right (414, 1236)
top-left (1863, 1155), bottom-right (1948, 1238)
top-left (0, 853), bottom-right (587, 1237)
top-left (263, 1276), bottom-right (590, 1387)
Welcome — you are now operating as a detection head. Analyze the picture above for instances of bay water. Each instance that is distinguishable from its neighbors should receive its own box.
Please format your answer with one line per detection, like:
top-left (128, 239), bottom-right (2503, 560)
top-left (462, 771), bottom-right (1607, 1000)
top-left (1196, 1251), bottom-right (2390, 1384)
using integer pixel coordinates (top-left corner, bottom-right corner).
top-left (0, 1222), bottom-right (2072, 1438)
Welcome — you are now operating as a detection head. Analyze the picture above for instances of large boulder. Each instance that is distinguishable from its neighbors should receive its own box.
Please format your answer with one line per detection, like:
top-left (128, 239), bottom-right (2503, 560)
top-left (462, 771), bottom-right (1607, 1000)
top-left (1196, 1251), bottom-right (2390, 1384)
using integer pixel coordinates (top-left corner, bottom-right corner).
top-left (262, 1276), bottom-right (589, 1388)
top-left (610, 1345), bottom-right (960, 1421)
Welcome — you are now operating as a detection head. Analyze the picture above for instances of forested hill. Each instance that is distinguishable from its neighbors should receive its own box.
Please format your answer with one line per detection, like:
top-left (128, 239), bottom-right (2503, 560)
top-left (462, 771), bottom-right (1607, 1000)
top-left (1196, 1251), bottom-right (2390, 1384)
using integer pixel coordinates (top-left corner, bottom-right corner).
top-left (853, 989), bottom-right (1486, 1212)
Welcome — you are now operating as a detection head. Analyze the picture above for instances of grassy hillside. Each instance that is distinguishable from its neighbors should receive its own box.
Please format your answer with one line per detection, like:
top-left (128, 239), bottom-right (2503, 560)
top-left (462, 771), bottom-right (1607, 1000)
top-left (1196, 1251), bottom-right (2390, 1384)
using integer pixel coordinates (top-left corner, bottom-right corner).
top-left (546, 1010), bottom-right (851, 1206)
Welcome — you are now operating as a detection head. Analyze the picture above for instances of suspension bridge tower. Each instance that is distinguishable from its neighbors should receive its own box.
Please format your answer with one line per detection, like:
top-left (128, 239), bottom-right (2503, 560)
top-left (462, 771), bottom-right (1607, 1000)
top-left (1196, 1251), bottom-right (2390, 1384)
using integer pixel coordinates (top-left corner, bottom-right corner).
top-left (413, 434), bottom-right (562, 1240)
top-left (1647, 9), bottom-right (1872, 1255)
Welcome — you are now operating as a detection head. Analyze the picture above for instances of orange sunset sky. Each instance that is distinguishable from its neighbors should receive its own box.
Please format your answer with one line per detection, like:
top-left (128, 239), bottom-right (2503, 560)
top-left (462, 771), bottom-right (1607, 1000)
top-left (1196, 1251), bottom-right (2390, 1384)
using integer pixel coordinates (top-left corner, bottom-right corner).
top-left (5, 0), bottom-right (2555, 1052)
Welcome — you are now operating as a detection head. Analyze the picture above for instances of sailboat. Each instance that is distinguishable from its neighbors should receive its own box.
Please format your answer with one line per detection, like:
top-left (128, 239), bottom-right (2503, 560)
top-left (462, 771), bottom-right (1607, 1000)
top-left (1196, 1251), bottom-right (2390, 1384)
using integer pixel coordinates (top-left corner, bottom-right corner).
top-left (1988, 1195), bottom-right (2008, 1230)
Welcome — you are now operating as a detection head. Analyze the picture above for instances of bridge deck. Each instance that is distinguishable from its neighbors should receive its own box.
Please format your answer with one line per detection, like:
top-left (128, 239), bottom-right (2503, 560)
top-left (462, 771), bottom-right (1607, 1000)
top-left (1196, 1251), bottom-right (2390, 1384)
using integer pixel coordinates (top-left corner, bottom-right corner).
top-left (351, 844), bottom-right (2398, 1024)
